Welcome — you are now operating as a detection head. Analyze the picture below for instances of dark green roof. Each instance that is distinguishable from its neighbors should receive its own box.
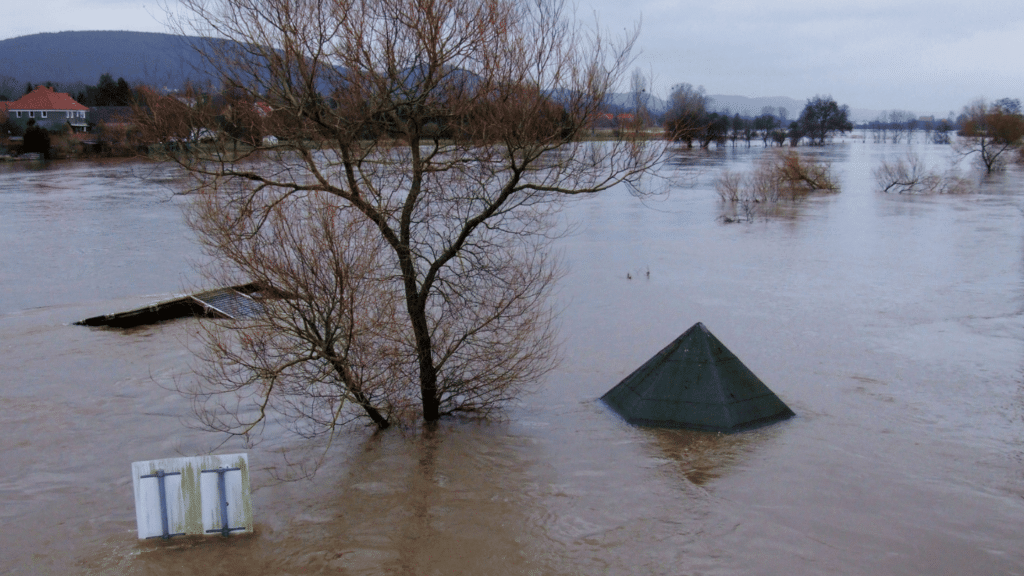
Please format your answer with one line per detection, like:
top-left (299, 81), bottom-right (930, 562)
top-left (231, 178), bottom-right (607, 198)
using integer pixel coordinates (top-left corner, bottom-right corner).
top-left (601, 322), bottom-right (794, 432)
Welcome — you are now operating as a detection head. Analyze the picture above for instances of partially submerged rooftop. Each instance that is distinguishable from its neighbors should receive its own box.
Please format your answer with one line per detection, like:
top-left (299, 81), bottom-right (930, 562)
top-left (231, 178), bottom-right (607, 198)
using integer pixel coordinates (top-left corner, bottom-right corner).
top-left (601, 322), bottom-right (795, 433)
top-left (75, 282), bottom-right (265, 328)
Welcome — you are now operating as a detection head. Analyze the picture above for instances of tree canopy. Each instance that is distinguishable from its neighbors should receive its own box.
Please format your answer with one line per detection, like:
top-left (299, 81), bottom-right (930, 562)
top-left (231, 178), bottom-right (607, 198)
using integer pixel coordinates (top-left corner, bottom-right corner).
top-left (956, 98), bottom-right (1024, 173)
top-left (66, 73), bottom-right (137, 107)
top-left (663, 83), bottom-right (710, 148)
top-left (797, 95), bottom-right (852, 145)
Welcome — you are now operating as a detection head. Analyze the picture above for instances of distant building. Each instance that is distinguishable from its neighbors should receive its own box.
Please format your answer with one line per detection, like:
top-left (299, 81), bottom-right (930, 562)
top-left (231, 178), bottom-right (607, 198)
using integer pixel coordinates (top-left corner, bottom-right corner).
top-left (1, 86), bottom-right (89, 133)
top-left (253, 101), bottom-right (272, 117)
top-left (593, 112), bottom-right (639, 129)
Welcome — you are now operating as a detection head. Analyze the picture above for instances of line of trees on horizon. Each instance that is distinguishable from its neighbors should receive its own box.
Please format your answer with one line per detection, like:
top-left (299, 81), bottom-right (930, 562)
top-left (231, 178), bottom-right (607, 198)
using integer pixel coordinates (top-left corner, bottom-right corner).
top-left (4, 65), bottom-right (1023, 176)
top-left (663, 84), bottom-right (854, 148)
top-left (658, 81), bottom-right (1023, 166)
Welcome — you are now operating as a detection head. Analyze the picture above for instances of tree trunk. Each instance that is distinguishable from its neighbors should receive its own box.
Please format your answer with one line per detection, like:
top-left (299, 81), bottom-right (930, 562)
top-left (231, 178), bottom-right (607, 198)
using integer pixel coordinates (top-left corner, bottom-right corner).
top-left (409, 298), bottom-right (441, 422)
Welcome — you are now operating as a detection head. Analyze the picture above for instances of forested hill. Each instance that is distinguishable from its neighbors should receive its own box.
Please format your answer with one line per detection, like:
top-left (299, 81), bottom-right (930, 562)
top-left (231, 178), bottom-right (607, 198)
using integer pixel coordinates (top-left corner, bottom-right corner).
top-left (0, 31), bottom-right (217, 93)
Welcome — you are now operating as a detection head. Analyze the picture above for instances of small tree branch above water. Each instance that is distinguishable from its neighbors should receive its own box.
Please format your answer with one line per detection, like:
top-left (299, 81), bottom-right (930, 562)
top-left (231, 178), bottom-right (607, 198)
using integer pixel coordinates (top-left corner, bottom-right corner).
top-left (873, 153), bottom-right (972, 195)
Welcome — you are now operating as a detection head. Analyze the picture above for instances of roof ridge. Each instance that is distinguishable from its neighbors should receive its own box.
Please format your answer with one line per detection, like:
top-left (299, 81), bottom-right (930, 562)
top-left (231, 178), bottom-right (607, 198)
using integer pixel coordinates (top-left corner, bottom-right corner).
top-left (6, 86), bottom-right (89, 111)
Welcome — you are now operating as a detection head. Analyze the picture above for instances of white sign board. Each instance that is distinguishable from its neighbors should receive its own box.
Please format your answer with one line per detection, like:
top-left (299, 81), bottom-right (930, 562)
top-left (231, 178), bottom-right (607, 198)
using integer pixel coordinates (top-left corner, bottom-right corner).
top-left (131, 453), bottom-right (253, 540)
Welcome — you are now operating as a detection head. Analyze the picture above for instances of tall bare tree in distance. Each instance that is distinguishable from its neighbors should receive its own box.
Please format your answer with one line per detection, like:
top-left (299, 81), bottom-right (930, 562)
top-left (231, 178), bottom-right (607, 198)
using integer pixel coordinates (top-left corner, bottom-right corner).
top-left (140, 0), bottom-right (657, 438)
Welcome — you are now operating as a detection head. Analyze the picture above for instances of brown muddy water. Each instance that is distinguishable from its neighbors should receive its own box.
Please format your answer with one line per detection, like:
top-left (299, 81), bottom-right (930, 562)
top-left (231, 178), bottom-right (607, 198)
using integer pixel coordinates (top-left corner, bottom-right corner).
top-left (2, 141), bottom-right (1023, 575)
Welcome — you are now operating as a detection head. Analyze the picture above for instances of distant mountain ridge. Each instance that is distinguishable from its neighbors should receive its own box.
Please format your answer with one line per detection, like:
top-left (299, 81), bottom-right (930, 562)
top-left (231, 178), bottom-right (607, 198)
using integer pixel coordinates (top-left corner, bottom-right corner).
top-left (0, 31), bottom-right (218, 94)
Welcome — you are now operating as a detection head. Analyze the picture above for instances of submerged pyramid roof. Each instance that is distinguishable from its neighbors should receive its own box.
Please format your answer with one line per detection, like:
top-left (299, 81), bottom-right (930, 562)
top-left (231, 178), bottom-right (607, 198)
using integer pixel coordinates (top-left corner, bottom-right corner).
top-left (601, 322), bottom-right (794, 432)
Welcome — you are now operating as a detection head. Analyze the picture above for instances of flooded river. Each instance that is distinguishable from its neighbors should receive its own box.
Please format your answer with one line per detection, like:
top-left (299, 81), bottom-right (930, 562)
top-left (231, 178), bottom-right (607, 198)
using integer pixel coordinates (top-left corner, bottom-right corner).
top-left (2, 140), bottom-right (1023, 575)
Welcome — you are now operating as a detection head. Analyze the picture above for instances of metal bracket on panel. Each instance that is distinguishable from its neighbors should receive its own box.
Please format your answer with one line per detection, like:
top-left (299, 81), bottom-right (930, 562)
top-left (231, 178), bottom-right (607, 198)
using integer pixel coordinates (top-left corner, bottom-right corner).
top-left (201, 467), bottom-right (245, 536)
top-left (139, 469), bottom-right (185, 539)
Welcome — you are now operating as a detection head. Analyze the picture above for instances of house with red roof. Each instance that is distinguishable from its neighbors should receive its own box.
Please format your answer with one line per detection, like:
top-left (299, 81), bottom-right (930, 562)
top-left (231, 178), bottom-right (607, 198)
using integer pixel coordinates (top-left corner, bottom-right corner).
top-left (1, 86), bottom-right (89, 133)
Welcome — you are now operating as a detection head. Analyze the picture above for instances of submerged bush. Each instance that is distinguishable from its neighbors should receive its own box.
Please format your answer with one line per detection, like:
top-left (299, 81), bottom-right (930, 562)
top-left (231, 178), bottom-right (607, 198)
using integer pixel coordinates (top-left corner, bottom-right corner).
top-left (715, 151), bottom-right (839, 220)
top-left (873, 153), bottom-right (972, 195)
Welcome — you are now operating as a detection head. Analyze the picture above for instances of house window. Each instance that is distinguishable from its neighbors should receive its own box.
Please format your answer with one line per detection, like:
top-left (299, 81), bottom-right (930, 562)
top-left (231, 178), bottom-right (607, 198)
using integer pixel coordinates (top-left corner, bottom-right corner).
top-left (40, 111), bottom-right (47, 118)
top-left (29, 111), bottom-right (34, 118)
top-left (16, 111), bottom-right (21, 118)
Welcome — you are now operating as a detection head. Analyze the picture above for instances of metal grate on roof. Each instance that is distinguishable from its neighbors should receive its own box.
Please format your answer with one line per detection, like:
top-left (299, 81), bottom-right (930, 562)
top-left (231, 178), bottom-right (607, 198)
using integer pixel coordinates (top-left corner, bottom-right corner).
top-left (191, 288), bottom-right (265, 319)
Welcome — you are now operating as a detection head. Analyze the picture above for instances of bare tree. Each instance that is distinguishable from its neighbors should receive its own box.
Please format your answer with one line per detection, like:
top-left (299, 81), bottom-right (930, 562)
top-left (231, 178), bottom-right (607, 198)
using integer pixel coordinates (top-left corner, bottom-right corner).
top-left (993, 98), bottom-right (1022, 115)
top-left (887, 110), bottom-right (915, 144)
top-left (906, 116), bottom-right (918, 143)
top-left (777, 107), bottom-right (788, 126)
top-left (142, 0), bottom-right (657, 435)
top-left (754, 107), bottom-right (778, 147)
top-left (629, 67), bottom-right (652, 129)
top-left (955, 99), bottom-right (1024, 173)
top-left (771, 129), bottom-right (787, 147)
top-left (729, 113), bottom-right (744, 148)
top-left (933, 116), bottom-right (954, 144)
top-left (870, 113), bottom-right (887, 143)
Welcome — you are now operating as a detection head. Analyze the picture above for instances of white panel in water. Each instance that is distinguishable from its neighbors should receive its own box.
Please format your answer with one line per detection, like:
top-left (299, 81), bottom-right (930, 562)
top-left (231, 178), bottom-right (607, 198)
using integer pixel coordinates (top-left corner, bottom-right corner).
top-left (134, 469), bottom-right (186, 539)
top-left (131, 453), bottom-right (253, 540)
top-left (199, 461), bottom-right (248, 535)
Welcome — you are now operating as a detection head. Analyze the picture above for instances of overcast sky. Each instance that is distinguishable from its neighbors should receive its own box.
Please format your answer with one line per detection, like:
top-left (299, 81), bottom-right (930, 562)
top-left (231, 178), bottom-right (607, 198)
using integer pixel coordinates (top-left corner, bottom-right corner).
top-left (3, 0), bottom-right (1022, 116)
